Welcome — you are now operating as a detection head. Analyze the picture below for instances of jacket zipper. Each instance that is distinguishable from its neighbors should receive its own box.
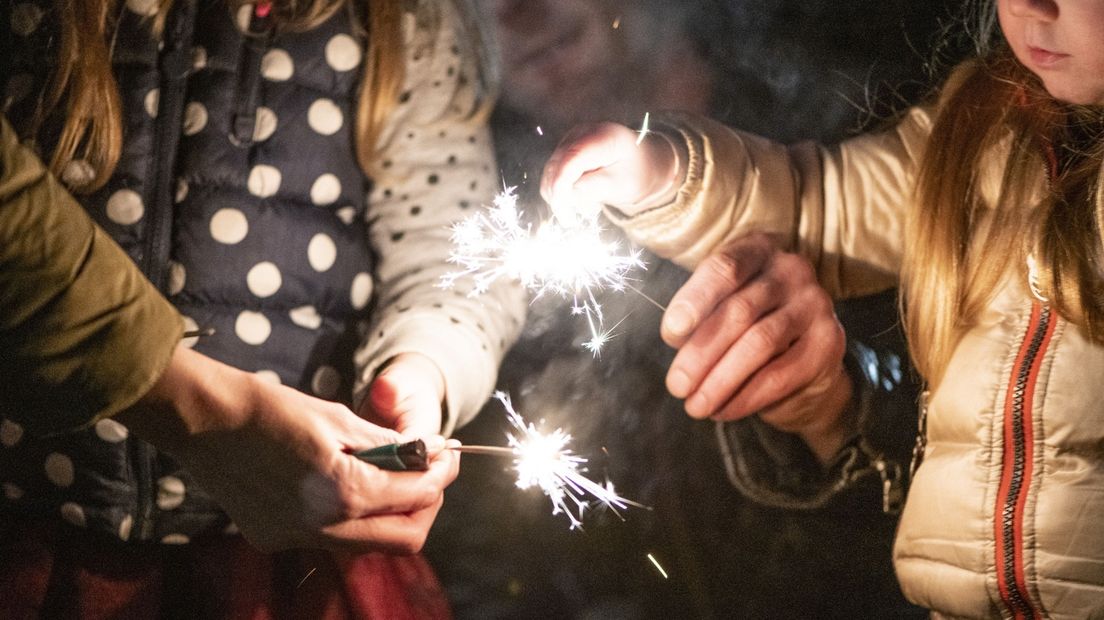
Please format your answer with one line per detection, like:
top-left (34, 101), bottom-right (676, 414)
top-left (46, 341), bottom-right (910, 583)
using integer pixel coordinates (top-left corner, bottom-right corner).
top-left (133, 0), bottom-right (198, 541)
top-left (230, 2), bottom-right (273, 147)
top-left (994, 301), bottom-right (1055, 619)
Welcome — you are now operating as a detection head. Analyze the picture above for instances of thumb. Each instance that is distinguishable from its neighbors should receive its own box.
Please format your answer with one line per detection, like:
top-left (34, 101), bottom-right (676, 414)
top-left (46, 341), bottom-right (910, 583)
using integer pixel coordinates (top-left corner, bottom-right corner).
top-left (366, 355), bottom-right (445, 438)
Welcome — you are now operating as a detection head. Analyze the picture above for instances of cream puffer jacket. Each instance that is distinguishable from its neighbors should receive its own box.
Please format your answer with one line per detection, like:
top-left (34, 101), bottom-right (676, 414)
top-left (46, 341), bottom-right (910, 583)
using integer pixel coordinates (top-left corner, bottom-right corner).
top-left (612, 108), bottom-right (1104, 618)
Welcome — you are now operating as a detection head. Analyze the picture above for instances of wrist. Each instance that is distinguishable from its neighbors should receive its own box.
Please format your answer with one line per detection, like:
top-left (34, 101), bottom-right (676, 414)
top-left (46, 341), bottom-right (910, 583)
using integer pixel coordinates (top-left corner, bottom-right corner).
top-left (795, 367), bottom-right (857, 466)
top-left (118, 347), bottom-right (255, 452)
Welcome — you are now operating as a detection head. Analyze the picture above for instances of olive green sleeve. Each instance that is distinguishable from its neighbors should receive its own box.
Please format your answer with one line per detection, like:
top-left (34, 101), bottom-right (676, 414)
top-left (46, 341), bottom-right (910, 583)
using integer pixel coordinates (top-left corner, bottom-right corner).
top-left (0, 116), bottom-right (183, 435)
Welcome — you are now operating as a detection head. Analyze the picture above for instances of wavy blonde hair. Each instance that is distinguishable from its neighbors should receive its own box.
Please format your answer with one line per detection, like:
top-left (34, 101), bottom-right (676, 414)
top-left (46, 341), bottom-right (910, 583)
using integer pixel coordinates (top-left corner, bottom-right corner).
top-left (902, 0), bottom-right (1104, 385)
top-left (36, 0), bottom-right (485, 193)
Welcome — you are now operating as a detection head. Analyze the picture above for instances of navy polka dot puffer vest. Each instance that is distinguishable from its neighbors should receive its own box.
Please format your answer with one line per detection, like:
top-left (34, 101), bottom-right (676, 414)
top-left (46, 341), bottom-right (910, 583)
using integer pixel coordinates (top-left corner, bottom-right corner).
top-left (1, 0), bottom-right (379, 543)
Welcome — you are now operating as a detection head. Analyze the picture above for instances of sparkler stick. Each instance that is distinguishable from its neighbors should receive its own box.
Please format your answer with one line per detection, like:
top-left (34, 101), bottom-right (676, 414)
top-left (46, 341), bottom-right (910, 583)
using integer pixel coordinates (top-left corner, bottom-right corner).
top-left (352, 394), bottom-right (641, 529)
top-left (450, 445), bottom-right (515, 457)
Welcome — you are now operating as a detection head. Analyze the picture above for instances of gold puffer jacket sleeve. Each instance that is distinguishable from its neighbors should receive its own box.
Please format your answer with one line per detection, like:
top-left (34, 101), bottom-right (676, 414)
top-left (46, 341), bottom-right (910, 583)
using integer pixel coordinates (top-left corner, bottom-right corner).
top-left (0, 116), bottom-right (183, 435)
top-left (608, 107), bottom-right (934, 300)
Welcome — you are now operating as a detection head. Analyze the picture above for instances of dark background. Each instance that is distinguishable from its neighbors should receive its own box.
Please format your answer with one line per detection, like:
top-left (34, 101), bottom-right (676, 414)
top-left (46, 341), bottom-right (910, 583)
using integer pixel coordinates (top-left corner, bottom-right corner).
top-left (426, 1), bottom-right (969, 618)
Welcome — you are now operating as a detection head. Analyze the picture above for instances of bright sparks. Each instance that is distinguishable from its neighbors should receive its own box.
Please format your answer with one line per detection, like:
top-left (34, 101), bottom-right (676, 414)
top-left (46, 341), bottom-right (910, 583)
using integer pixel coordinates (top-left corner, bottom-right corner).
top-left (441, 186), bottom-right (645, 355)
top-left (647, 553), bottom-right (669, 579)
top-left (496, 391), bottom-right (634, 529)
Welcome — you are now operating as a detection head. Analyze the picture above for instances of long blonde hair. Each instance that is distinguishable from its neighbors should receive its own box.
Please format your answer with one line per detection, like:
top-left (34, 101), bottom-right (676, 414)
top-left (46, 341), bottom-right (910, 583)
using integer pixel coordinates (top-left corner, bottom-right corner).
top-left (35, 0), bottom-right (482, 193)
top-left (902, 1), bottom-right (1104, 385)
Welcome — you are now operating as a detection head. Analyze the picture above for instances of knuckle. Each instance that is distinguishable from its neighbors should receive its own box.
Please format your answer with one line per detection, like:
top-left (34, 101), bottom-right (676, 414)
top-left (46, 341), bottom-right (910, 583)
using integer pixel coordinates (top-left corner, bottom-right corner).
top-left (704, 253), bottom-right (741, 288)
top-left (722, 295), bottom-right (757, 327)
top-left (744, 321), bottom-right (783, 353)
top-left (755, 368), bottom-right (791, 402)
top-left (778, 252), bottom-right (814, 282)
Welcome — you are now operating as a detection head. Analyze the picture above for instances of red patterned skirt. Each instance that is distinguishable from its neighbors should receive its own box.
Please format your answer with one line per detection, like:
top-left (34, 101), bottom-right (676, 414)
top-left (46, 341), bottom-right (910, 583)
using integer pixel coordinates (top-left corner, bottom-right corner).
top-left (0, 518), bottom-right (452, 620)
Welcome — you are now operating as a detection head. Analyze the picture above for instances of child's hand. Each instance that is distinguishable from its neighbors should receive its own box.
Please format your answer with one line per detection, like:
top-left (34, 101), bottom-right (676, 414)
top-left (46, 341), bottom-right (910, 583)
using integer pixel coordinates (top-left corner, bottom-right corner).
top-left (360, 353), bottom-right (447, 440)
top-left (540, 122), bottom-right (682, 223)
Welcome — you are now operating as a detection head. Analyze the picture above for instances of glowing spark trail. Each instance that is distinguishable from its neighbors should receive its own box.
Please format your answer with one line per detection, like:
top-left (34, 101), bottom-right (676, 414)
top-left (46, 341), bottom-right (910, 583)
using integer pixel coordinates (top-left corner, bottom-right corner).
top-left (636, 111), bottom-right (651, 145)
top-left (647, 553), bottom-right (669, 579)
top-left (441, 186), bottom-right (646, 355)
top-left (494, 391), bottom-right (635, 529)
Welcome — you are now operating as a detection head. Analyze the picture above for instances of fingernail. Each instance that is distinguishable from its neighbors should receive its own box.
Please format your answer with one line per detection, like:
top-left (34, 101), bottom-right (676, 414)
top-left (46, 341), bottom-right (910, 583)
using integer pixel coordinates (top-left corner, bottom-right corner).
top-left (445, 438), bottom-right (462, 449)
top-left (664, 305), bottom-right (694, 338)
top-left (685, 392), bottom-right (710, 419)
top-left (667, 368), bottom-right (692, 398)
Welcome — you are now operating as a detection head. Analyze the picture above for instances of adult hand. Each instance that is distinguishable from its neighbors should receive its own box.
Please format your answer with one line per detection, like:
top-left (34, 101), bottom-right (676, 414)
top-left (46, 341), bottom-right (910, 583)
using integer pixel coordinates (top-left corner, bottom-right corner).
top-left (359, 352), bottom-right (446, 440)
top-left (116, 346), bottom-right (459, 554)
top-left (540, 122), bottom-right (681, 223)
top-left (661, 233), bottom-right (854, 463)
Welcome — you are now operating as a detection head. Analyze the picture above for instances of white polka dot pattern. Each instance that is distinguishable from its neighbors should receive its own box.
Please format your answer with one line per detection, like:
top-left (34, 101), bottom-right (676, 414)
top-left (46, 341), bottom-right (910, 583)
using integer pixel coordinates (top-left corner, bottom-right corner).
top-left (162, 533), bottom-right (190, 545)
top-left (253, 106), bottom-right (278, 142)
top-left (325, 34), bottom-right (361, 72)
top-left (144, 88), bottom-right (160, 118)
top-left (1, 419), bottom-right (24, 447)
top-left (168, 261), bottom-right (187, 296)
top-left (247, 261), bottom-right (282, 298)
top-left (289, 305), bottom-right (323, 330)
top-left (106, 189), bottom-right (145, 225)
top-left (210, 208), bottom-right (249, 244)
top-left (11, 3), bottom-right (44, 36)
top-left (62, 159), bottom-right (95, 187)
top-left (175, 178), bottom-right (189, 203)
top-left (308, 233), bottom-right (337, 272)
top-left (336, 207), bottom-right (356, 225)
top-left (310, 173), bottom-right (342, 205)
top-left (247, 164), bottom-right (282, 198)
top-left (255, 370), bottom-right (281, 384)
top-left (157, 476), bottom-right (186, 510)
top-left (235, 311), bottom-right (272, 345)
top-left (60, 502), bottom-right (87, 527)
top-left (234, 4), bottom-right (253, 32)
top-left (45, 453), bottom-right (75, 487)
top-left (126, 0), bottom-right (158, 17)
top-left (261, 48), bottom-right (294, 81)
top-left (312, 366), bottom-right (341, 399)
top-left (307, 99), bottom-right (343, 135)
top-left (94, 419), bottom-right (129, 443)
top-left (119, 515), bottom-right (134, 541)
top-left (182, 101), bottom-right (208, 136)
top-left (350, 273), bottom-right (373, 310)
top-left (192, 46), bottom-right (208, 70)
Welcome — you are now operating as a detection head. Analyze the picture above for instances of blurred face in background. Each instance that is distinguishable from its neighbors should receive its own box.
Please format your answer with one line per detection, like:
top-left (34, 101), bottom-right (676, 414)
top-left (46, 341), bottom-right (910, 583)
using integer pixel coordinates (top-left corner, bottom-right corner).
top-left (488, 0), bottom-right (713, 133)
top-left (490, 0), bottom-right (625, 130)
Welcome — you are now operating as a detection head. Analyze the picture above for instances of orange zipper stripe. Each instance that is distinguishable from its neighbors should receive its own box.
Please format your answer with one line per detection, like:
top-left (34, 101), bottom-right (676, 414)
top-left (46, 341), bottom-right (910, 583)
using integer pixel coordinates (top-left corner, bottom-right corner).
top-left (994, 301), bottom-right (1056, 619)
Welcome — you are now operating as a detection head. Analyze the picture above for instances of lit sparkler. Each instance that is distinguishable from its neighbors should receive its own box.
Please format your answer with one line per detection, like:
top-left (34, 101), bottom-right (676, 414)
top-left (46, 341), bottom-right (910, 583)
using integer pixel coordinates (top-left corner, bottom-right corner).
top-left (441, 186), bottom-right (645, 355)
top-left (458, 391), bottom-right (637, 530)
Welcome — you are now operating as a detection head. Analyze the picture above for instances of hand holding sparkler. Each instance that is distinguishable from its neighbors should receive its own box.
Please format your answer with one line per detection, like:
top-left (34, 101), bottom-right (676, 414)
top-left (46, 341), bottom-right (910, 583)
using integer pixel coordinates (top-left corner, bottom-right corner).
top-left (540, 120), bottom-right (685, 223)
top-left (355, 392), bottom-right (639, 530)
top-left (116, 347), bottom-right (459, 554)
